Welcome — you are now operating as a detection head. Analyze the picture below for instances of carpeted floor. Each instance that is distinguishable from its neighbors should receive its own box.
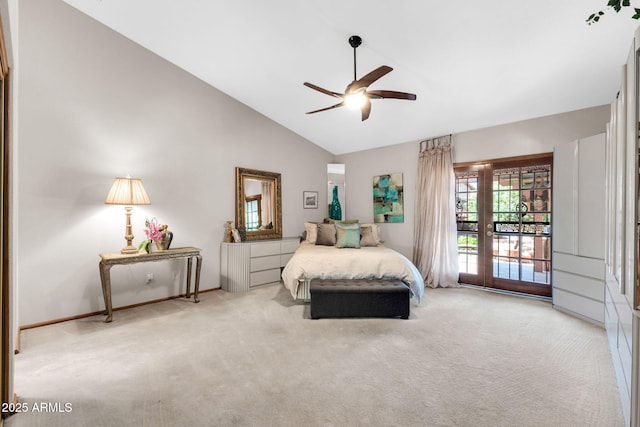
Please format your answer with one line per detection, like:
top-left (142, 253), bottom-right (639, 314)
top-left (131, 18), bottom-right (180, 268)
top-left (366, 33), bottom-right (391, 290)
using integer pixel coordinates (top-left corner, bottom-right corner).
top-left (6, 284), bottom-right (624, 427)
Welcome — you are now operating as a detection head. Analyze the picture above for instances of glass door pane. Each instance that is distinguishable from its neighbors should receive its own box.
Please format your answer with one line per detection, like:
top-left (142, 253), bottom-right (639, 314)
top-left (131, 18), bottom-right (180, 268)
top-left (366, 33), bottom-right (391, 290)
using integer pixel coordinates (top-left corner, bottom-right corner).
top-left (456, 168), bottom-right (483, 285)
top-left (489, 164), bottom-right (552, 296)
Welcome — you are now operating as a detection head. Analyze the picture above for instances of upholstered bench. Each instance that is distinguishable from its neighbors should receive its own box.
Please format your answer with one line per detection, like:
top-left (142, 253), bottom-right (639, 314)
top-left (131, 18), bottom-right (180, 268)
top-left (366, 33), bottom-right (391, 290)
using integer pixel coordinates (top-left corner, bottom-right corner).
top-left (310, 279), bottom-right (410, 319)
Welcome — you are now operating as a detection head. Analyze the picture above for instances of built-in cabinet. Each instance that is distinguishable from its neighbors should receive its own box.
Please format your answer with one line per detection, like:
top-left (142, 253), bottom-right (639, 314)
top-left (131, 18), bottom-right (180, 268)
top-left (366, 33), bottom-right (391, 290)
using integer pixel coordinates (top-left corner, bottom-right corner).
top-left (552, 134), bottom-right (606, 325)
top-left (554, 26), bottom-right (640, 425)
top-left (603, 27), bottom-right (640, 427)
top-left (220, 237), bottom-right (299, 292)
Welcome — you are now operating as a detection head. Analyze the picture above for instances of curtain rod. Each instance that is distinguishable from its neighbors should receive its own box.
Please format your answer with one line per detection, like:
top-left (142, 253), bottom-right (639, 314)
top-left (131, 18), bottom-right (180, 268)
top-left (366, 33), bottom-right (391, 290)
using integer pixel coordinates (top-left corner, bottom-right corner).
top-left (419, 134), bottom-right (452, 152)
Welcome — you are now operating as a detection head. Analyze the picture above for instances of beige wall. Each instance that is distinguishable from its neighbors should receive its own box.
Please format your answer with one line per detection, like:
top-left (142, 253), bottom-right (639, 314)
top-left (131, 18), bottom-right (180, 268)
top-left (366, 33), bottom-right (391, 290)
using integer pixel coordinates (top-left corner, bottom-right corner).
top-left (453, 106), bottom-right (611, 164)
top-left (16, 0), bottom-right (333, 325)
top-left (335, 105), bottom-right (611, 260)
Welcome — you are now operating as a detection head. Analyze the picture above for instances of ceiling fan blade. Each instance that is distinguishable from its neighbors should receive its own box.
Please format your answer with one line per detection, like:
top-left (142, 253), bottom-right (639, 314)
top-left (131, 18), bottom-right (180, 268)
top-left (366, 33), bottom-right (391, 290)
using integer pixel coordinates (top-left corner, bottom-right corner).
top-left (361, 97), bottom-right (371, 121)
top-left (306, 102), bottom-right (345, 115)
top-left (303, 82), bottom-right (343, 98)
top-left (349, 65), bottom-right (393, 92)
top-left (367, 90), bottom-right (417, 101)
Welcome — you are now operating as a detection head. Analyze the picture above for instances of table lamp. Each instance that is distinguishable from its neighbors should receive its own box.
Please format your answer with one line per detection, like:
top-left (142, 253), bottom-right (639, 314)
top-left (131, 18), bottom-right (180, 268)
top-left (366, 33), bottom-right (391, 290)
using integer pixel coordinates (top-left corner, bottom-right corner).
top-left (105, 176), bottom-right (151, 254)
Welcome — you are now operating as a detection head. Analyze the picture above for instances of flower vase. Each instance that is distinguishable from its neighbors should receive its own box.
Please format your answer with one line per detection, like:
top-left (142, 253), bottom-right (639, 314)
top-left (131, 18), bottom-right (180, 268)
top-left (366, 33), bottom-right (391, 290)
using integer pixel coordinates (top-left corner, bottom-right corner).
top-left (329, 185), bottom-right (342, 220)
top-left (153, 231), bottom-right (173, 251)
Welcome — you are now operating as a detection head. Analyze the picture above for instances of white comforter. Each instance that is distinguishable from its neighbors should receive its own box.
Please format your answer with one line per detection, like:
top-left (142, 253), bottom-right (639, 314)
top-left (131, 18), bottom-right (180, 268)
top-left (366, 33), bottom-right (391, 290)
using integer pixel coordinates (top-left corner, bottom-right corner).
top-left (281, 242), bottom-right (425, 302)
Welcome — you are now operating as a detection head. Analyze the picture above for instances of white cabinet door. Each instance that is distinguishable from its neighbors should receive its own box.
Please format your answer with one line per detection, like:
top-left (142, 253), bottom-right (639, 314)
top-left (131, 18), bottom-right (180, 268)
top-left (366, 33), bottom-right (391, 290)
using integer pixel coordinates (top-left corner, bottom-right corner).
top-left (577, 134), bottom-right (606, 259)
top-left (552, 134), bottom-right (606, 324)
top-left (552, 141), bottom-right (578, 255)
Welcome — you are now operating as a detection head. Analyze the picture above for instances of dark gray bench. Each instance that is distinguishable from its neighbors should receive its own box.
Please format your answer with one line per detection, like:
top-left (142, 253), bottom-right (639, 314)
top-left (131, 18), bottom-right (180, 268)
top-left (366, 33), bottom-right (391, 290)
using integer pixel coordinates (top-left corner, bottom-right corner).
top-left (310, 279), bottom-right (410, 319)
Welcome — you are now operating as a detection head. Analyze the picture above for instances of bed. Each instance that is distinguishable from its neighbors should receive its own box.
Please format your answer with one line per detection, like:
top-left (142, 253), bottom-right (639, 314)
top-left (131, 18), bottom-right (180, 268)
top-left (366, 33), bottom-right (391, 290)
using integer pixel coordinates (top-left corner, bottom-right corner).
top-left (281, 240), bottom-right (425, 302)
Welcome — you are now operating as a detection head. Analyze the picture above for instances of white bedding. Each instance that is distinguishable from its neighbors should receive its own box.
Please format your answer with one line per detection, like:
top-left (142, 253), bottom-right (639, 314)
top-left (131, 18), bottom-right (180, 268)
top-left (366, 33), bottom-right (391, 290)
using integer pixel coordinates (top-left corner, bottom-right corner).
top-left (281, 242), bottom-right (425, 302)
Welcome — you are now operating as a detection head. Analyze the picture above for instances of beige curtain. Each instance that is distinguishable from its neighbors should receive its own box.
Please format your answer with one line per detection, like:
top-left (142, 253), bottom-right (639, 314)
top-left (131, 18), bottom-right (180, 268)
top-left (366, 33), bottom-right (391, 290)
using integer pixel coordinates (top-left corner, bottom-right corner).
top-left (261, 181), bottom-right (273, 226)
top-left (413, 135), bottom-right (459, 288)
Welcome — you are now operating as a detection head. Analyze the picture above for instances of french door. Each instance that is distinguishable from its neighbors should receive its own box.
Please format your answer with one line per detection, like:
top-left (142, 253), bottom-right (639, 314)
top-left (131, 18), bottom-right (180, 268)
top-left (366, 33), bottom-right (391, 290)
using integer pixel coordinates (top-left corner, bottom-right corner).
top-left (455, 155), bottom-right (553, 297)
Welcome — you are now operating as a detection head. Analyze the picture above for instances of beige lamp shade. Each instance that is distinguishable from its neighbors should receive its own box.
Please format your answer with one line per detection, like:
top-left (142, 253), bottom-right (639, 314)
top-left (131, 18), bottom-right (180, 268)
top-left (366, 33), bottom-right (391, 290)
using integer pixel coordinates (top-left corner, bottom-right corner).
top-left (105, 177), bottom-right (151, 205)
top-left (105, 176), bottom-right (151, 254)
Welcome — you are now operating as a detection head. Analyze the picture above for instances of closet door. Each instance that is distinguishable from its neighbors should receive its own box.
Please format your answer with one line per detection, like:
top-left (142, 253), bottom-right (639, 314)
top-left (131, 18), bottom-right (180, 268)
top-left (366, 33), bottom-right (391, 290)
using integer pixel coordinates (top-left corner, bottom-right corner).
top-left (551, 142), bottom-right (577, 255)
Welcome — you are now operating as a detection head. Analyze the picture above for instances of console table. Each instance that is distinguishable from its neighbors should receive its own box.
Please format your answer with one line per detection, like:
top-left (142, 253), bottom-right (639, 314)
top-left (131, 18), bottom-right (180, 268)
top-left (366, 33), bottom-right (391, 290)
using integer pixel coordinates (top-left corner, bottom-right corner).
top-left (98, 247), bottom-right (202, 322)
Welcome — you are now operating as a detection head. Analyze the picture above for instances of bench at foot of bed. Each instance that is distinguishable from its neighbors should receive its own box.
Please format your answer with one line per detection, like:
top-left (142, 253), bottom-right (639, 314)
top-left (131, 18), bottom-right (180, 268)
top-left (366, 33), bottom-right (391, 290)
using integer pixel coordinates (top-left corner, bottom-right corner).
top-left (310, 279), bottom-right (410, 319)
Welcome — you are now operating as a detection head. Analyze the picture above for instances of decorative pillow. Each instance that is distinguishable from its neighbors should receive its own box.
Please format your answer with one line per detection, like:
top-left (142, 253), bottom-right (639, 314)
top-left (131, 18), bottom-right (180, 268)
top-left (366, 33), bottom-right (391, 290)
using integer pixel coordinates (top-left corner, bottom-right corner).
top-left (328, 219), bottom-right (359, 224)
top-left (360, 225), bottom-right (378, 247)
top-left (360, 223), bottom-right (381, 246)
top-left (316, 223), bottom-right (336, 246)
top-left (304, 222), bottom-right (318, 244)
top-left (336, 223), bottom-right (361, 249)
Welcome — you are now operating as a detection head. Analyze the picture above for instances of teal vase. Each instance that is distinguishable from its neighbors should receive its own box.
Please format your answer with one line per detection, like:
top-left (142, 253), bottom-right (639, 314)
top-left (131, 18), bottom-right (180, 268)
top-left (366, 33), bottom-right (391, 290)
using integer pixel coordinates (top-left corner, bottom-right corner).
top-left (329, 185), bottom-right (342, 220)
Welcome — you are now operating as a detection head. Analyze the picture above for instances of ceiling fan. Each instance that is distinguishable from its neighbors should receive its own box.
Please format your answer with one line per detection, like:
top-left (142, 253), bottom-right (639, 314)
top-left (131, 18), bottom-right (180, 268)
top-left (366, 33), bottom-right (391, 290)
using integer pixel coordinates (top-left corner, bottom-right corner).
top-left (304, 35), bottom-right (417, 121)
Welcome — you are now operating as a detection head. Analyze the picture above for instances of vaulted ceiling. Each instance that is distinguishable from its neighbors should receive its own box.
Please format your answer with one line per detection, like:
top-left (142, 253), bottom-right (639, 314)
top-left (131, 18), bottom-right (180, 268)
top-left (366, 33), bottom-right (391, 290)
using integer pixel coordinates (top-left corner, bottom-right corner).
top-left (62, 0), bottom-right (638, 154)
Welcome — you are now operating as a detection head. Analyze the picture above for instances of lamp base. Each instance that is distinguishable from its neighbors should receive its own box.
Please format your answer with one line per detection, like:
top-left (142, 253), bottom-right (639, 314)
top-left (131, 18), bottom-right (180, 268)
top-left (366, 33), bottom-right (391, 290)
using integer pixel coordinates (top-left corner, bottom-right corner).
top-left (120, 207), bottom-right (139, 254)
top-left (121, 245), bottom-right (139, 255)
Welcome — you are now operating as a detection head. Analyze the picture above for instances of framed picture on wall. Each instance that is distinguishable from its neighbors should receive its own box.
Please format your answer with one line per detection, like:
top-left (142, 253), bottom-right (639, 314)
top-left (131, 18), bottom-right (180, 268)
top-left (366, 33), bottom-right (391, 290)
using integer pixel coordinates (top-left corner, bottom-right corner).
top-left (303, 191), bottom-right (318, 209)
top-left (373, 173), bottom-right (404, 223)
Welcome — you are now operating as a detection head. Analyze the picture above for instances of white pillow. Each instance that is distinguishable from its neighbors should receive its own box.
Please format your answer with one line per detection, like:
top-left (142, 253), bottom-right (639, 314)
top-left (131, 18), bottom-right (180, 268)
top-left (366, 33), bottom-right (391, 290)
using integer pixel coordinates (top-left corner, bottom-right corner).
top-left (304, 222), bottom-right (318, 244)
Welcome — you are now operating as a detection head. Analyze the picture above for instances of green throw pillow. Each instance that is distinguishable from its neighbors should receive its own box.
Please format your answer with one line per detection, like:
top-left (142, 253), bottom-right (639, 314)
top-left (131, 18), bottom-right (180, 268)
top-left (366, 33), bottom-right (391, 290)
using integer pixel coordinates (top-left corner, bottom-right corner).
top-left (328, 218), bottom-right (359, 224)
top-left (335, 223), bottom-right (361, 249)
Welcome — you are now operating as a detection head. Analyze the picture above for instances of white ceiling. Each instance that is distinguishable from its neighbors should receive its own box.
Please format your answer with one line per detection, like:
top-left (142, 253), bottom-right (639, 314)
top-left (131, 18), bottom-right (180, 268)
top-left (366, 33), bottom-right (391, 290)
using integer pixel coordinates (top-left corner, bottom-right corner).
top-left (62, 0), bottom-right (639, 155)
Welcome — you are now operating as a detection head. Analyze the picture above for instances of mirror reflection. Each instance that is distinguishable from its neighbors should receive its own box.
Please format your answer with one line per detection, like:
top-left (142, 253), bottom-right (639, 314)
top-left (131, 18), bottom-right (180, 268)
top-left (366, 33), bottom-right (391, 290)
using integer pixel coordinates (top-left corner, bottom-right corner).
top-left (328, 163), bottom-right (346, 220)
top-left (235, 167), bottom-right (282, 241)
top-left (243, 178), bottom-right (275, 230)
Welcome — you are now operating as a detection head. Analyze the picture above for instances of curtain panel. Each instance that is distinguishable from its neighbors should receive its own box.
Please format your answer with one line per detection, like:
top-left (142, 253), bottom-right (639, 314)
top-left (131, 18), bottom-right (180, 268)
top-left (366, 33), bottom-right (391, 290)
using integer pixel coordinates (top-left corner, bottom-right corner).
top-left (413, 135), bottom-right (460, 288)
top-left (261, 181), bottom-right (273, 226)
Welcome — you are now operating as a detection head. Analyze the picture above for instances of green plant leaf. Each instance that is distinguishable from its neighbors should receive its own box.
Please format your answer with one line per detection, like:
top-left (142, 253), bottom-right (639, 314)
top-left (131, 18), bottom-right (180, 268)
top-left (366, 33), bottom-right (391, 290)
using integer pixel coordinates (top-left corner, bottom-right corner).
top-left (138, 239), bottom-right (151, 253)
top-left (587, 1), bottom-right (640, 23)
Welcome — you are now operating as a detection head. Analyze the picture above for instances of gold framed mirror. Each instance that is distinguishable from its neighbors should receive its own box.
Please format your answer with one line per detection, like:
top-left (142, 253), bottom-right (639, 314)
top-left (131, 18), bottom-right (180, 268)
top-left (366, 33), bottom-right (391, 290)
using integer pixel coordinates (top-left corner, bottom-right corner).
top-left (235, 167), bottom-right (282, 241)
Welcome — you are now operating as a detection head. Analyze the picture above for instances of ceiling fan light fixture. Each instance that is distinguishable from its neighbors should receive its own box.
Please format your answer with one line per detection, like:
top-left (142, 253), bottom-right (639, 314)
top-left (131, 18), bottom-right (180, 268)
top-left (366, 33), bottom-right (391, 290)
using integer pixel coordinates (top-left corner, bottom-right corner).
top-left (344, 91), bottom-right (367, 109)
top-left (303, 35), bottom-right (416, 121)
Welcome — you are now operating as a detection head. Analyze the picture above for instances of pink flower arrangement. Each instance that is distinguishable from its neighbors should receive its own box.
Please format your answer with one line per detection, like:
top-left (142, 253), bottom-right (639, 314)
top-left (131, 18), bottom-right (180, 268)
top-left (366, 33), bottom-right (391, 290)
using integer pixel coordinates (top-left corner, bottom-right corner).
top-left (144, 218), bottom-right (167, 243)
top-left (139, 218), bottom-right (170, 253)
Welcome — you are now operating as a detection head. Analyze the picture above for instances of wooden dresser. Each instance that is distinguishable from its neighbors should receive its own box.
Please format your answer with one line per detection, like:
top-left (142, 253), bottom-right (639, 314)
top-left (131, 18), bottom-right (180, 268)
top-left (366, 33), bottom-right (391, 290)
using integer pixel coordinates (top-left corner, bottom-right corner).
top-left (220, 237), bottom-right (299, 292)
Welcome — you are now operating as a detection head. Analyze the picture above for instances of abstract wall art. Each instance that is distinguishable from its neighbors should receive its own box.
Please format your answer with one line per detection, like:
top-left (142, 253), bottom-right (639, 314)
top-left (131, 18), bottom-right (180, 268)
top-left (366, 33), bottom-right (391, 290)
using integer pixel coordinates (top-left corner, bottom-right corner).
top-left (373, 173), bottom-right (404, 223)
